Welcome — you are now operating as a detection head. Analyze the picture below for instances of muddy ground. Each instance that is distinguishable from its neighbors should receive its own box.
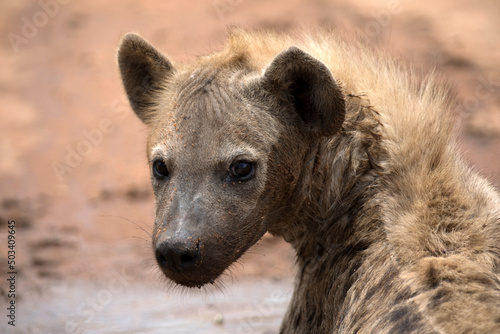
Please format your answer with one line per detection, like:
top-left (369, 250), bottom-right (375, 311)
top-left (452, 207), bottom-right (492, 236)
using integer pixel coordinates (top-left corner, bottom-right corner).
top-left (0, 0), bottom-right (499, 333)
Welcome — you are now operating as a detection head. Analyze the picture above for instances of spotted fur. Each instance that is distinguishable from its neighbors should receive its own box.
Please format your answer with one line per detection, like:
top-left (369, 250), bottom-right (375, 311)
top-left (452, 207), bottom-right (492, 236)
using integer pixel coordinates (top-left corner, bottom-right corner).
top-left (118, 29), bottom-right (500, 333)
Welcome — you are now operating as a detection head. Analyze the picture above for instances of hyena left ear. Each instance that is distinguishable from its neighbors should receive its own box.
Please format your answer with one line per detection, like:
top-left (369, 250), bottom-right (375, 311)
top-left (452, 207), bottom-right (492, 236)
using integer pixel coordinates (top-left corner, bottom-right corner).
top-left (117, 33), bottom-right (174, 124)
top-left (262, 47), bottom-right (345, 137)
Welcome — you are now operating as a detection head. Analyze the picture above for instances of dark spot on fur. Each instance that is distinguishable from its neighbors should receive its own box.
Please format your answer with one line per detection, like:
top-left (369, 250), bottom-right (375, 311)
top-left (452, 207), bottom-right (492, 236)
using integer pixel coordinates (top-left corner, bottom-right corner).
top-left (428, 288), bottom-right (450, 310)
top-left (429, 153), bottom-right (441, 171)
top-left (393, 287), bottom-right (412, 305)
top-left (389, 306), bottom-right (411, 323)
top-left (316, 244), bottom-right (325, 257)
top-left (365, 266), bottom-right (400, 303)
top-left (387, 305), bottom-right (423, 334)
top-left (426, 263), bottom-right (440, 289)
top-left (316, 312), bottom-right (323, 326)
top-left (330, 241), bottom-right (369, 265)
top-left (477, 292), bottom-right (496, 303)
top-left (316, 258), bottom-right (329, 278)
top-left (305, 297), bottom-right (319, 327)
top-left (365, 286), bottom-right (377, 302)
top-left (293, 313), bottom-right (302, 329)
top-left (379, 267), bottom-right (399, 295)
top-left (307, 313), bottom-right (318, 328)
top-left (472, 275), bottom-right (494, 288)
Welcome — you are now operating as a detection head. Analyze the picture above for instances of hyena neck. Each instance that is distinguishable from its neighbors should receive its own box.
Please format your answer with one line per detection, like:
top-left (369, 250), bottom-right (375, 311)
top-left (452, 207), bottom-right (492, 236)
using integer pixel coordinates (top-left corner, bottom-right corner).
top-left (282, 95), bottom-right (384, 255)
top-left (275, 96), bottom-right (385, 330)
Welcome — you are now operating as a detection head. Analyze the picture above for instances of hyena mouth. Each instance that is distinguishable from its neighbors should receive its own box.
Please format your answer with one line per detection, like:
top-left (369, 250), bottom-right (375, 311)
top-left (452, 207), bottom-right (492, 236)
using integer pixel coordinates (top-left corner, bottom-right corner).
top-left (167, 270), bottom-right (219, 289)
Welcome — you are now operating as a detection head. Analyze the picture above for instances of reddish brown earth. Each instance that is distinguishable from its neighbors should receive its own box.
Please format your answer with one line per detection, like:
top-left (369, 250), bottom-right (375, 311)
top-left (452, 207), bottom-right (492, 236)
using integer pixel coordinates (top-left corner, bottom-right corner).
top-left (0, 0), bottom-right (499, 333)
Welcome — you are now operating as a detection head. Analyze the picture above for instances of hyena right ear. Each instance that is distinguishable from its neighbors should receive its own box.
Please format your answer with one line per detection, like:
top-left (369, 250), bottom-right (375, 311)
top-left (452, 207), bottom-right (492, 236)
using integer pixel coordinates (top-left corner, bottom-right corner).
top-left (117, 33), bottom-right (174, 124)
top-left (262, 47), bottom-right (345, 138)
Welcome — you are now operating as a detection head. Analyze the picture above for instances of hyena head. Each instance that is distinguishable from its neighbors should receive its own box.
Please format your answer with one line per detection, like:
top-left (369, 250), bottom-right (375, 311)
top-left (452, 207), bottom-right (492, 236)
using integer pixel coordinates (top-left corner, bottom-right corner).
top-left (117, 33), bottom-right (345, 288)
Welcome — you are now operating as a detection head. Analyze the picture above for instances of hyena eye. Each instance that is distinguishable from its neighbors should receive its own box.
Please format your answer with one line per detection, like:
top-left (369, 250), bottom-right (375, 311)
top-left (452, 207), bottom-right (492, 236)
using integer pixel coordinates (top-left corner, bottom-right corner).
top-left (152, 160), bottom-right (169, 179)
top-left (229, 161), bottom-right (255, 181)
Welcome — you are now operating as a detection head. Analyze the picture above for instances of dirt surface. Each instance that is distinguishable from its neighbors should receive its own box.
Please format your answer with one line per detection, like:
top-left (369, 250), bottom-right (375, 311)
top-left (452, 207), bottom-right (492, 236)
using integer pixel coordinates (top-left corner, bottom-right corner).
top-left (0, 0), bottom-right (499, 333)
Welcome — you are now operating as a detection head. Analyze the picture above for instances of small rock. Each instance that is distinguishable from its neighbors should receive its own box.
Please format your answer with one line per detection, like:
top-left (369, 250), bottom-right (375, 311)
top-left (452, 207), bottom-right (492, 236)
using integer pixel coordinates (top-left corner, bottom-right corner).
top-left (213, 313), bottom-right (224, 326)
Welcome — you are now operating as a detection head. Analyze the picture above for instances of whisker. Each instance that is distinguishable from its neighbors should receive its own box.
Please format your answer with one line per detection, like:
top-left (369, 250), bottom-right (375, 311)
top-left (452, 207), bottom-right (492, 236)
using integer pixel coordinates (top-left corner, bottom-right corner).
top-left (129, 235), bottom-right (150, 243)
top-left (99, 214), bottom-right (153, 238)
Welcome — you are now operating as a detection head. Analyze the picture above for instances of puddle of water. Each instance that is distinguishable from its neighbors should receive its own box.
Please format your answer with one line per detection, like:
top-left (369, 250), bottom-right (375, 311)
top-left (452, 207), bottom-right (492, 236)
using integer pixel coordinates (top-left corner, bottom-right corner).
top-left (8, 278), bottom-right (293, 334)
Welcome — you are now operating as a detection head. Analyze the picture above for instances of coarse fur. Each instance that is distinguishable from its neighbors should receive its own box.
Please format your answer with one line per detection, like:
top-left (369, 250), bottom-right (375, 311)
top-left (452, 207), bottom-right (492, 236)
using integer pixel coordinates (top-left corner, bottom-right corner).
top-left (117, 29), bottom-right (500, 333)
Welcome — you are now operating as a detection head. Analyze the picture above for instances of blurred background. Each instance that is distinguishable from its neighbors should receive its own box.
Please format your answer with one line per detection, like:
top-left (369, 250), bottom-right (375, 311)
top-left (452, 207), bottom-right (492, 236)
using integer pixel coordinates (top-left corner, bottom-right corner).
top-left (0, 0), bottom-right (499, 333)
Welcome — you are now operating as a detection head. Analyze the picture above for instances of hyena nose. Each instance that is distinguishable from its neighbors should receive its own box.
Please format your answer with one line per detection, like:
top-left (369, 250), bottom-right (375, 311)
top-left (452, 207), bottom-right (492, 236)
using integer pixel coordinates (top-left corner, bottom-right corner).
top-left (155, 238), bottom-right (201, 271)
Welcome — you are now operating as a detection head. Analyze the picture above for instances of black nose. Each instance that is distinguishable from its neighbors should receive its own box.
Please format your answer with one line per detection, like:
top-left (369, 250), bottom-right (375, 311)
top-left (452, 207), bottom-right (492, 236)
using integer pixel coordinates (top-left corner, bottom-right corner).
top-left (155, 238), bottom-right (201, 271)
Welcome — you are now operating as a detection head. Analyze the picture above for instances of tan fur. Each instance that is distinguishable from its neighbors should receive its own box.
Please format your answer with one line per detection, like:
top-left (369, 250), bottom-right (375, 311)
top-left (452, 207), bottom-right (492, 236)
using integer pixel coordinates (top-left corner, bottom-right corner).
top-left (118, 29), bottom-right (500, 333)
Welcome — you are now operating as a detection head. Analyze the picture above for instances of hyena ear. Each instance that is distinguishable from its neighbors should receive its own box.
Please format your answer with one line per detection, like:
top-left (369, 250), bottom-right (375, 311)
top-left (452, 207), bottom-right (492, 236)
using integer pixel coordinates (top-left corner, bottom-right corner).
top-left (117, 33), bottom-right (174, 124)
top-left (262, 47), bottom-right (345, 137)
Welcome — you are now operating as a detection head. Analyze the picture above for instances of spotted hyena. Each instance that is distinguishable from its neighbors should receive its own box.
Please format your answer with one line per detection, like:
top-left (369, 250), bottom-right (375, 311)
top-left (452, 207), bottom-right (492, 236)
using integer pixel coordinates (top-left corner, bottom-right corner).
top-left (117, 29), bottom-right (500, 333)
